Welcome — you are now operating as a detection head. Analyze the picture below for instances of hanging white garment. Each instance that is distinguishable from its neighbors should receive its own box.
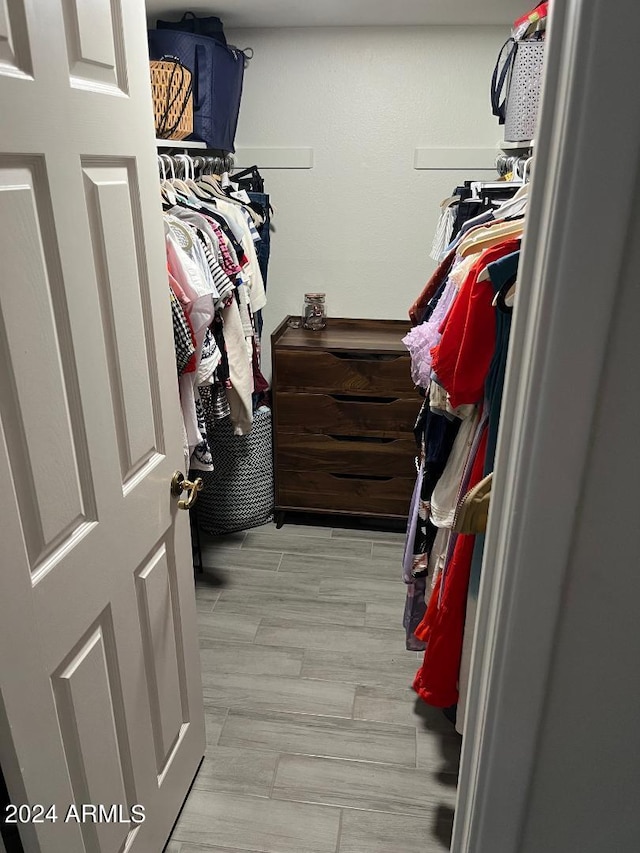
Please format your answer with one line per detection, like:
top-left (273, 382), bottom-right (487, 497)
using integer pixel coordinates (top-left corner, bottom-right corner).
top-left (430, 203), bottom-right (457, 261)
top-left (221, 296), bottom-right (253, 436)
top-left (430, 405), bottom-right (479, 528)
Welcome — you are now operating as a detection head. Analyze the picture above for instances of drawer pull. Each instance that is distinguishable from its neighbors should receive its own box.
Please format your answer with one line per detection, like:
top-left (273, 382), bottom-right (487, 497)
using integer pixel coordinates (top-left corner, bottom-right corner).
top-left (329, 393), bottom-right (398, 404)
top-left (330, 473), bottom-right (393, 482)
top-left (328, 435), bottom-right (396, 444)
top-left (330, 352), bottom-right (402, 363)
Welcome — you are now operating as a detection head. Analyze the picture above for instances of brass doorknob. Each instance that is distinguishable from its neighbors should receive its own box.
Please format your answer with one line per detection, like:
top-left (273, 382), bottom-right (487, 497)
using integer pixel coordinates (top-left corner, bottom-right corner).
top-left (171, 471), bottom-right (204, 510)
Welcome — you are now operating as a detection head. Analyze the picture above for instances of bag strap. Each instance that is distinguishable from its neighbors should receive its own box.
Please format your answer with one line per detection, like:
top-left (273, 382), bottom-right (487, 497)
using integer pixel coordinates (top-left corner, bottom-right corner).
top-left (491, 38), bottom-right (518, 124)
top-left (156, 56), bottom-right (193, 138)
top-left (181, 12), bottom-right (196, 21)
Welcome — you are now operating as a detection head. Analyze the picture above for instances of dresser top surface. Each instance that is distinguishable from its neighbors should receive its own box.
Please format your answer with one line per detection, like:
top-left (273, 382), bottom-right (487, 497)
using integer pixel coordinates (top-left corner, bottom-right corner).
top-left (272, 317), bottom-right (411, 353)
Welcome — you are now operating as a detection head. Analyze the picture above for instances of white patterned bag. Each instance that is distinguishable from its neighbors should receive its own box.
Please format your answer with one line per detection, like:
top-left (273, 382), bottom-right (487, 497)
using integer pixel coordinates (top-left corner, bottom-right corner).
top-left (505, 39), bottom-right (545, 142)
top-left (194, 405), bottom-right (274, 536)
top-left (492, 36), bottom-right (546, 144)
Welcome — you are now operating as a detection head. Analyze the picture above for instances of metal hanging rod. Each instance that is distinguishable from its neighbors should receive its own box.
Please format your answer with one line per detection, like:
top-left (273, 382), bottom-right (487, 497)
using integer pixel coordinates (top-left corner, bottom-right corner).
top-left (496, 152), bottom-right (534, 180)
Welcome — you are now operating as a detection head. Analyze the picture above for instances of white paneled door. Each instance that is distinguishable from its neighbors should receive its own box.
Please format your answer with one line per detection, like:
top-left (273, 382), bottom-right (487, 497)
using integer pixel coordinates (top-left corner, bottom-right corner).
top-left (0, 1), bottom-right (205, 852)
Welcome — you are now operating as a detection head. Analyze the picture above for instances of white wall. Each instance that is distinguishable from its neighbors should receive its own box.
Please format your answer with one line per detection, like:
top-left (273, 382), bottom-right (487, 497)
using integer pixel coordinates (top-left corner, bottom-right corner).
top-left (226, 26), bottom-right (506, 374)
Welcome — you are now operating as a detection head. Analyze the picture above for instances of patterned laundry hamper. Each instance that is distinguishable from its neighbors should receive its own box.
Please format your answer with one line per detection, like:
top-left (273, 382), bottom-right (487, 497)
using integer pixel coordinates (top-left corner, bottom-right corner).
top-left (195, 405), bottom-right (274, 536)
top-left (491, 36), bottom-right (546, 143)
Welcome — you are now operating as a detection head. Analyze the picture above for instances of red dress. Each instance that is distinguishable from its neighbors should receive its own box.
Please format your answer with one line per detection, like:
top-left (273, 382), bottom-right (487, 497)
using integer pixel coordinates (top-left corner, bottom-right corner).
top-left (432, 239), bottom-right (519, 408)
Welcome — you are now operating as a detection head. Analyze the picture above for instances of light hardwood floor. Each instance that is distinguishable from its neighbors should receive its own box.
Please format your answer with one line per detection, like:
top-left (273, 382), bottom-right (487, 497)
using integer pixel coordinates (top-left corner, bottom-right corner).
top-left (167, 521), bottom-right (460, 853)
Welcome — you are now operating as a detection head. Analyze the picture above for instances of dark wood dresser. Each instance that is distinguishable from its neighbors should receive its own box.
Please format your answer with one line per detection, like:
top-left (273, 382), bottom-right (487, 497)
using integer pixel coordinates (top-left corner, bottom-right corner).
top-left (271, 317), bottom-right (418, 524)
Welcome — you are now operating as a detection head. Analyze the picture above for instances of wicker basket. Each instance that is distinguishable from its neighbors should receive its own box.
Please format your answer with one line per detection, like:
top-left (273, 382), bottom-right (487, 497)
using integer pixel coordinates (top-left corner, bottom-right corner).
top-left (150, 57), bottom-right (193, 141)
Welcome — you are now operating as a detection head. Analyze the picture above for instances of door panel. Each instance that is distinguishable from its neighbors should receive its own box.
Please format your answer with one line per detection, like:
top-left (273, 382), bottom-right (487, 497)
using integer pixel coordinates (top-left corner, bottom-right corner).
top-left (135, 545), bottom-right (185, 776)
top-left (0, 1), bottom-right (205, 851)
top-left (52, 620), bottom-right (132, 853)
top-left (82, 162), bottom-right (162, 484)
top-left (0, 158), bottom-right (97, 573)
top-left (0, 0), bottom-right (31, 77)
top-left (61, 0), bottom-right (126, 92)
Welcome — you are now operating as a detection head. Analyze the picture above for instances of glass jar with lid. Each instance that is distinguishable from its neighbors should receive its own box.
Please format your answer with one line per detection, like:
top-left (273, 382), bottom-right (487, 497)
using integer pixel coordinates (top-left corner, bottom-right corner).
top-left (302, 293), bottom-right (327, 331)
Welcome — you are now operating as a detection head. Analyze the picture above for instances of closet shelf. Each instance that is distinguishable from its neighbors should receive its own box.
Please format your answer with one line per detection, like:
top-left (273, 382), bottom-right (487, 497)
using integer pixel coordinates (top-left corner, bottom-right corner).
top-left (500, 139), bottom-right (535, 152)
top-left (156, 138), bottom-right (208, 149)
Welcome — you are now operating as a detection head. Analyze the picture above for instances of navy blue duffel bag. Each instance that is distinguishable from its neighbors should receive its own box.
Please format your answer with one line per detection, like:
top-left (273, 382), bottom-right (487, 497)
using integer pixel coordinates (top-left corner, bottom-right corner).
top-left (148, 28), bottom-right (249, 152)
top-left (157, 11), bottom-right (227, 45)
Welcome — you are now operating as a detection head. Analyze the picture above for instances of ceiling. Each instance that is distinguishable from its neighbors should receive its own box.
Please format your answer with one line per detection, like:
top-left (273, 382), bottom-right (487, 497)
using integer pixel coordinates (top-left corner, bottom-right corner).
top-left (145, 0), bottom-right (524, 28)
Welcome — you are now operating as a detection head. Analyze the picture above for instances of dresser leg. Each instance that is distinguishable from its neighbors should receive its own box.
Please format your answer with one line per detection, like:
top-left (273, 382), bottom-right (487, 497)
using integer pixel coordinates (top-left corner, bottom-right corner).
top-left (275, 510), bottom-right (286, 529)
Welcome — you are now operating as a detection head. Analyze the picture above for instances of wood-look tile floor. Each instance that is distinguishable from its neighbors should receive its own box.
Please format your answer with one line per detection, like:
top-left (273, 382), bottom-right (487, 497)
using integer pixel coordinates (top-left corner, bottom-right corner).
top-left (168, 521), bottom-right (460, 853)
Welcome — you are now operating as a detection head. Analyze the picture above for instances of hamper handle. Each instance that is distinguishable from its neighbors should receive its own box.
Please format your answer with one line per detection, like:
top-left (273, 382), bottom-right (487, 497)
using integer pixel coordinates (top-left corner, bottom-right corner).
top-left (491, 38), bottom-right (518, 124)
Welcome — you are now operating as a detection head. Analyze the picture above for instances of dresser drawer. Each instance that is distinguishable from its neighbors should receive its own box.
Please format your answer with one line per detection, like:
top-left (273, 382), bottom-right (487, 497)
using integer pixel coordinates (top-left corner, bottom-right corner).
top-left (277, 469), bottom-right (413, 517)
top-left (277, 434), bottom-right (416, 478)
top-left (275, 393), bottom-right (417, 439)
top-left (275, 350), bottom-right (414, 398)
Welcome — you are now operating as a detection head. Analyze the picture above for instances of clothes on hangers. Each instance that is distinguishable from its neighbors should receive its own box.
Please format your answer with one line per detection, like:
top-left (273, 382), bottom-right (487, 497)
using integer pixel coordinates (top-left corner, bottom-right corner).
top-left (401, 397), bottom-right (462, 650)
top-left (222, 164), bottom-right (270, 336)
top-left (433, 180), bottom-right (522, 259)
top-left (454, 247), bottom-right (519, 735)
top-left (401, 182), bottom-right (526, 707)
top-left (413, 420), bottom-right (489, 708)
top-left (161, 155), bottom-right (273, 470)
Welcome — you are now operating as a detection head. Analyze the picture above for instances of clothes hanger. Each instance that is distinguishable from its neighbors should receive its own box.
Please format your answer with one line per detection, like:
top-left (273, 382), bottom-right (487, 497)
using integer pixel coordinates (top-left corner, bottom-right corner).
top-left (492, 273), bottom-right (518, 308)
top-left (159, 155), bottom-right (179, 206)
top-left (171, 154), bottom-right (195, 196)
top-left (458, 218), bottom-right (524, 258)
top-left (468, 160), bottom-right (526, 223)
top-left (169, 154), bottom-right (196, 204)
top-left (232, 165), bottom-right (265, 193)
top-left (474, 159), bottom-right (529, 281)
top-left (494, 184), bottom-right (529, 219)
top-left (188, 158), bottom-right (226, 201)
top-left (470, 169), bottom-right (523, 199)
top-left (477, 221), bottom-right (523, 281)
top-left (190, 156), bottom-right (203, 179)
top-left (179, 154), bottom-right (207, 199)
top-left (190, 156), bottom-right (262, 227)
top-left (198, 171), bottom-right (230, 199)
top-left (198, 165), bottom-right (256, 211)
top-left (504, 282), bottom-right (517, 307)
top-left (487, 156), bottom-right (532, 222)
top-left (159, 155), bottom-right (170, 207)
top-left (162, 155), bottom-right (176, 184)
